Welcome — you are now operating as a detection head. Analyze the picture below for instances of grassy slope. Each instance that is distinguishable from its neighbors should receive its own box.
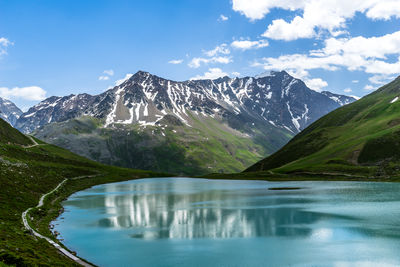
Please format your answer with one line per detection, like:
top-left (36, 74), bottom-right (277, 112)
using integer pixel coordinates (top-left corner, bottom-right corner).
top-left (0, 119), bottom-right (167, 266)
top-left (34, 113), bottom-right (291, 175)
top-left (239, 76), bottom-right (400, 180)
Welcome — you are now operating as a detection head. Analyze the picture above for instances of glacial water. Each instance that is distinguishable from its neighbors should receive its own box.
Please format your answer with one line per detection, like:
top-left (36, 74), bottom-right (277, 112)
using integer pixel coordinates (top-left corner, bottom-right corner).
top-left (53, 178), bottom-right (400, 267)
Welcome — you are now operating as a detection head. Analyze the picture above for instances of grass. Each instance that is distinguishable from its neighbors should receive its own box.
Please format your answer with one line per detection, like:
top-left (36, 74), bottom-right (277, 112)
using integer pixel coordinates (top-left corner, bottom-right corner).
top-left (244, 76), bottom-right (400, 179)
top-left (34, 112), bottom-right (292, 176)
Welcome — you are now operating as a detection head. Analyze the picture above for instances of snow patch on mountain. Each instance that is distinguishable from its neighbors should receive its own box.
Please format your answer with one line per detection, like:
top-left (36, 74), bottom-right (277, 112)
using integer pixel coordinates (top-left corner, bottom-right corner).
top-left (15, 70), bottom-right (357, 134)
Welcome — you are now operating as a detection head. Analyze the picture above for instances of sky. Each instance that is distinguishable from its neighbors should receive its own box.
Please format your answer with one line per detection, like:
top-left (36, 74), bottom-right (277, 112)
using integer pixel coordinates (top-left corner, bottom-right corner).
top-left (0, 0), bottom-right (400, 110)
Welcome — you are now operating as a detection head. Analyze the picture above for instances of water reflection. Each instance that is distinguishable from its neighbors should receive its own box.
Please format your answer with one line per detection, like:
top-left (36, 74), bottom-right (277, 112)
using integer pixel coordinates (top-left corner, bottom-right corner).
top-left (54, 179), bottom-right (400, 267)
top-left (66, 179), bottom-right (358, 240)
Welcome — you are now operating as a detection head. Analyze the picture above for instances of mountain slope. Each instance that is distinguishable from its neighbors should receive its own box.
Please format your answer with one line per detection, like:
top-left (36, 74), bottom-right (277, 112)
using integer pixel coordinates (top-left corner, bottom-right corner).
top-left (245, 75), bottom-right (400, 179)
top-left (16, 71), bottom-right (356, 175)
top-left (0, 117), bottom-right (31, 145)
top-left (0, 97), bottom-right (22, 126)
top-left (0, 117), bottom-right (164, 266)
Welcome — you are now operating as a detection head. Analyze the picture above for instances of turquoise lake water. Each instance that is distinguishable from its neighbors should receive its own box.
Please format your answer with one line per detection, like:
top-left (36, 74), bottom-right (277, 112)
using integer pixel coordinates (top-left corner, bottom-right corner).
top-left (53, 178), bottom-right (400, 267)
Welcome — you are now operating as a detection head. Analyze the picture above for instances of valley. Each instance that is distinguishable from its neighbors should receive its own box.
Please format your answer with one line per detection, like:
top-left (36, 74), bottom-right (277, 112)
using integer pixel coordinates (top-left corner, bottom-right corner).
top-left (7, 71), bottom-right (354, 175)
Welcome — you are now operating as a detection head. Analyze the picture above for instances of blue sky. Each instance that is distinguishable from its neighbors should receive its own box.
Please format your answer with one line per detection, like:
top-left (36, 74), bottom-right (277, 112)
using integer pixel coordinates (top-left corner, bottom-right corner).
top-left (0, 0), bottom-right (400, 110)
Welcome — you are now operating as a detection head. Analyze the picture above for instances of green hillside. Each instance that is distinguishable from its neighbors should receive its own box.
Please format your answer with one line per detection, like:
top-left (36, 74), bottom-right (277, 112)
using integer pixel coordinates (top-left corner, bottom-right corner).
top-left (242, 76), bottom-right (400, 180)
top-left (34, 114), bottom-right (290, 176)
top-left (0, 119), bottom-right (32, 146)
top-left (0, 119), bottom-right (167, 266)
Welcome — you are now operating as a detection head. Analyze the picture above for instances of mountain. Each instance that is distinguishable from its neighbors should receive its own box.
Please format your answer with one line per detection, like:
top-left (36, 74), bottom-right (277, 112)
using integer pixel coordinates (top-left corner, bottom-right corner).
top-left (245, 75), bottom-right (400, 179)
top-left (0, 97), bottom-right (22, 126)
top-left (15, 71), bottom-right (356, 175)
top-left (321, 91), bottom-right (356, 106)
top-left (0, 117), bottom-right (163, 266)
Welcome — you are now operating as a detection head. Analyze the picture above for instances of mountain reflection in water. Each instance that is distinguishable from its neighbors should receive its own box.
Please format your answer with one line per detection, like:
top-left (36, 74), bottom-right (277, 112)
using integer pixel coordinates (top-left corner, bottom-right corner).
top-left (65, 179), bottom-right (354, 240)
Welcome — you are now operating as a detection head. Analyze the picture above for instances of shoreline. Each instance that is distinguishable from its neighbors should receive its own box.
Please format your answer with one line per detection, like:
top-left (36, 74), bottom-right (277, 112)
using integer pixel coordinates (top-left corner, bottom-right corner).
top-left (22, 172), bottom-right (171, 266)
top-left (32, 173), bottom-right (400, 266)
top-left (22, 176), bottom-right (97, 267)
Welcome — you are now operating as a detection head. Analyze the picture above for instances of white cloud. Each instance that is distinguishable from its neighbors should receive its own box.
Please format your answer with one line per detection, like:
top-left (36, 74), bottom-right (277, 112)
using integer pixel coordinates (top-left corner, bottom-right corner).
top-left (231, 39), bottom-right (269, 50)
top-left (344, 88), bottom-right (352, 93)
top-left (168, 59), bottom-right (183, 64)
top-left (188, 44), bottom-right (232, 68)
top-left (232, 71), bottom-right (241, 77)
top-left (232, 0), bottom-right (304, 21)
top-left (188, 56), bottom-right (232, 68)
top-left (115, 74), bottom-right (133, 86)
top-left (0, 86), bottom-right (46, 101)
top-left (0, 37), bottom-right (12, 56)
top-left (253, 30), bottom-right (400, 87)
top-left (204, 44), bottom-right (230, 57)
top-left (99, 69), bottom-right (114, 81)
top-left (191, 68), bottom-right (229, 80)
top-left (352, 80), bottom-right (359, 83)
top-left (366, 1), bottom-right (400, 20)
top-left (368, 74), bottom-right (395, 85)
top-left (304, 78), bottom-right (328, 92)
top-left (219, 14), bottom-right (229, 21)
top-left (103, 69), bottom-right (114, 76)
top-left (233, 0), bottom-right (400, 41)
top-left (98, 76), bottom-right (110, 81)
top-left (321, 31), bottom-right (400, 60)
top-left (262, 16), bottom-right (316, 41)
top-left (364, 85), bottom-right (375, 91)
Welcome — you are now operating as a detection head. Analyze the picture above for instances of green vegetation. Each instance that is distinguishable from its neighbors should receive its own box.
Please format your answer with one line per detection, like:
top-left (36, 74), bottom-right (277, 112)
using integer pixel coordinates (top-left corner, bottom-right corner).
top-left (240, 75), bottom-right (400, 180)
top-left (0, 119), bottom-right (169, 266)
top-left (34, 113), bottom-right (290, 175)
top-left (0, 119), bottom-right (31, 146)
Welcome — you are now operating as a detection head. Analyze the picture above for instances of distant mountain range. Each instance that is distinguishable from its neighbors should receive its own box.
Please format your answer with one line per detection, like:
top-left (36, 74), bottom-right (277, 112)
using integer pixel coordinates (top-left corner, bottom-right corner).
top-left (9, 70), bottom-right (356, 175)
top-left (245, 75), bottom-right (400, 179)
top-left (0, 97), bottom-right (22, 126)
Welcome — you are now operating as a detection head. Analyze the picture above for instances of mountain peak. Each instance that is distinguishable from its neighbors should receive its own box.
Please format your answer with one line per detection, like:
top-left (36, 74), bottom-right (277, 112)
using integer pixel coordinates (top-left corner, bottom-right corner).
top-left (16, 71), bottom-right (356, 134)
top-left (0, 97), bottom-right (23, 126)
top-left (134, 70), bottom-right (151, 76)
top-left (255, 70), bottom-right (290, 79)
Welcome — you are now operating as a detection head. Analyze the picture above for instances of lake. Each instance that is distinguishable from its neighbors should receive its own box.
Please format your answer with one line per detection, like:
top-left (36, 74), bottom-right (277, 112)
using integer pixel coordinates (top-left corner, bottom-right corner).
top-left (53, 178), bottom-right (400, 267)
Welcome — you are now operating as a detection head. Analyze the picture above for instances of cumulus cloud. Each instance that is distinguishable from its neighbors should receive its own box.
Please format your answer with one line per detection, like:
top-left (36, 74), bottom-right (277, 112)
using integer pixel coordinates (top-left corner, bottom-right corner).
top-left (168, 59), bottom-right (183, 64)
top-left (191, 68), bottom-right (229, 80)
top-left (0, 37), bottom-right (12, 56)
top-left (232, 0), bottom-right (303, 21)
top-left (188, 56), bottom-right (232, 68)
top-left (366, 1), bottom-right (400, 20)
top-left (253, 30), bottom-right (400, 88)
top-left (204, 44), bottom-right (230, 57)
top-left (364, 85), bottom-right (375, 91)
top-left (219, 14), bottom-right (229, 21)
top-left (0, 86), bottom-right (46, 101)
top-left (262, 17), bottom-right (316, 41)
top-left (188, 44), bottom-right (232, 68)
top-left (344, 88), bottom-right (352, 93)
top-left (232, 71), bottom-right (241, 77)
top-left (231, 39), bottom-right (269, 50)
top-left (368, 74), bottom-right (395, 85)
top-left (103, 69), bottom-right (114, 76)
top-left (233, 0), bottom-right (400, 41)
top-left (303, 78), bottom-right (328, 92)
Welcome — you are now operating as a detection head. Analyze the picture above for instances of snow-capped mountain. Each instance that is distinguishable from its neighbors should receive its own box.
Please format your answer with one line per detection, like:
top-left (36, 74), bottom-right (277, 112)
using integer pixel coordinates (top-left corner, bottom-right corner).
top-left (0, 97), bottom-right (22, 126)
top-left (15, 70), bottom-right (357, 175)
top-left (321, 91), bottom-right (356, 106)
top-left (16, 70), bottom-right (356, 134)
